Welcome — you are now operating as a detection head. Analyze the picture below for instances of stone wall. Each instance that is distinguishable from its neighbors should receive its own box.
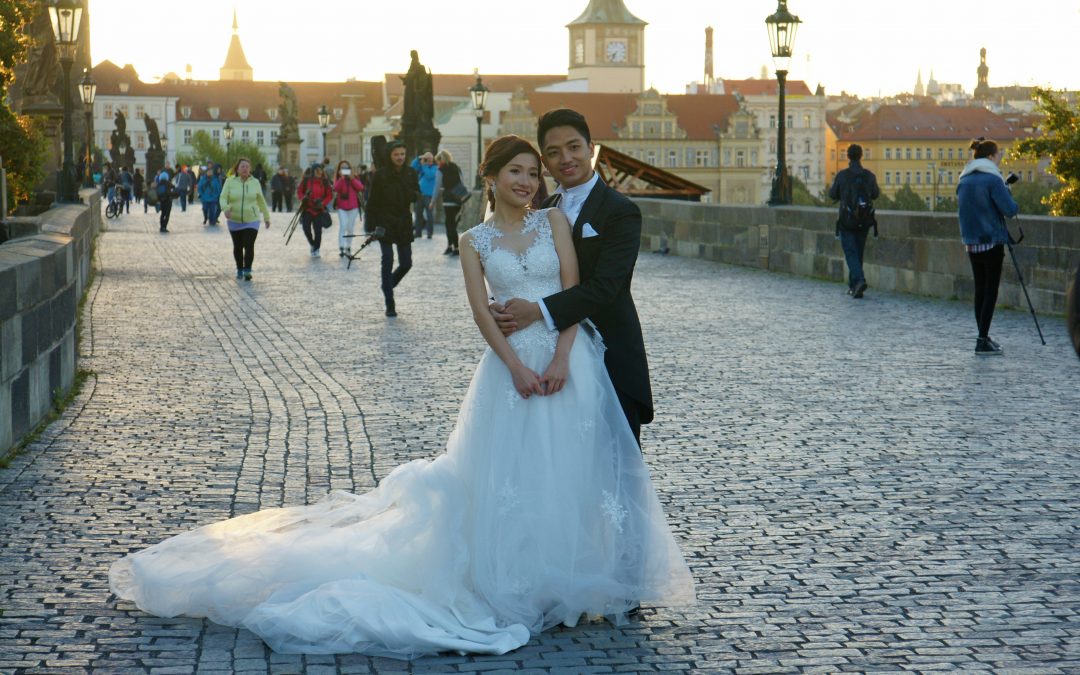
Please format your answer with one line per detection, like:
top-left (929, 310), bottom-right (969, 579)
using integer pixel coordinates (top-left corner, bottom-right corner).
top-left (1, 191), bottom-right (100, 454)
top-left (636, 200), bottom-right (1080, 315)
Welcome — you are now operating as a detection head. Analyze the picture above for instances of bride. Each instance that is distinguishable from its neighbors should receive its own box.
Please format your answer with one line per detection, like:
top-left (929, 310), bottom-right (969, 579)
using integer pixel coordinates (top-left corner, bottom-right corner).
top-left (109, 135), bottom-right (695, 659)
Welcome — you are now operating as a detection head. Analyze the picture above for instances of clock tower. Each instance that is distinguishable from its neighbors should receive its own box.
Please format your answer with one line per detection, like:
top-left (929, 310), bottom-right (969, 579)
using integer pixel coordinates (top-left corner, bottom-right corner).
top-left (567, 0), bottom-right (646, 93)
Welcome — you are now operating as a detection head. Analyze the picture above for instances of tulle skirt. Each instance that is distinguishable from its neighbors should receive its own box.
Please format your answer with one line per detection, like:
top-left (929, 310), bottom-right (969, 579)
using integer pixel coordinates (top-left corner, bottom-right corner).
top-left (109, 325), bottom-right (695, 658)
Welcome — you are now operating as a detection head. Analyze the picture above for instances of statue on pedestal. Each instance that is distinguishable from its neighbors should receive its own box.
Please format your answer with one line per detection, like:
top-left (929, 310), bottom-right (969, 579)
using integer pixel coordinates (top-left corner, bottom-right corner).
top-left (398, 51), bottom-right (440, 160)
top-left (109, 110), bottom-right (135, 170)
top-left (144, 113), bottom-right (165, 179)
top-left (276, 82), bottom-right (302, 175)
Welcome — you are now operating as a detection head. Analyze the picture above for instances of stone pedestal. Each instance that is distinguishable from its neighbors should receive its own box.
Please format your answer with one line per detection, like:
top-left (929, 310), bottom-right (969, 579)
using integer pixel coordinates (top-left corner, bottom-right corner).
top-left (277, 135), bottom-right (302, 176)
top-left (399, 126), bottom-right (441, 161)
top-left (145, 149), bottom-right (165, 181)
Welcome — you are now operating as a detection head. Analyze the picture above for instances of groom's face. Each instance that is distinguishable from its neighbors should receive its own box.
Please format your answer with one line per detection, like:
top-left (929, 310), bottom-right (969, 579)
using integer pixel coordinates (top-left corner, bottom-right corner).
top-left (540, 126), bottom-right (594, 189)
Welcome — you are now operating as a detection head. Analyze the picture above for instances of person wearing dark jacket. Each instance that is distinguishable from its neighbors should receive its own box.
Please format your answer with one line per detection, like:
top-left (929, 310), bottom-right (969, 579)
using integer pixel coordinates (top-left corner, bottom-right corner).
top-left (365, 141), bottom-right (418, 317)
top-left (432, 149), bottom-right (466, 255)
top-left (957, 138), bottom-right (1020, 356)
top-left (828, 144), bottom-right (880, 299)
top-left (270, 168), bottom-right (287, 212)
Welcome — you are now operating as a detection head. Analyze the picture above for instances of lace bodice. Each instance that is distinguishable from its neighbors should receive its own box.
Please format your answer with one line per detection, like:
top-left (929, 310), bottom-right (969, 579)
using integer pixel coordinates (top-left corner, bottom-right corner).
top-left (465, 209), bottom-right (563, 304)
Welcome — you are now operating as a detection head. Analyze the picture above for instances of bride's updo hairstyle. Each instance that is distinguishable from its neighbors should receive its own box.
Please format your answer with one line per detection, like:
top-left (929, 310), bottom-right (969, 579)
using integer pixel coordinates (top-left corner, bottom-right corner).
top-left (479, 135), bottom-right (541, 208)
top-left (971, 138), bottom-right (998, 159)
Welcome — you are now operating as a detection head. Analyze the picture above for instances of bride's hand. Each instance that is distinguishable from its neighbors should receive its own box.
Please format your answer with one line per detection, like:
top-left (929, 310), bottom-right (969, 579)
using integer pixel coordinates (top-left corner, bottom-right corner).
top-left (540, 354), bottom-right (569, 396)
top-left (511, 364), bottom-right (544, 399)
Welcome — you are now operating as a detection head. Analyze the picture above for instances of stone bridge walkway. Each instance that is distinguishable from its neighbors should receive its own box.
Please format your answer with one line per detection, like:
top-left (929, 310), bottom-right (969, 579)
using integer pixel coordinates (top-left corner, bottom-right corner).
top-left (1, 203), bottom-right (1078, 674)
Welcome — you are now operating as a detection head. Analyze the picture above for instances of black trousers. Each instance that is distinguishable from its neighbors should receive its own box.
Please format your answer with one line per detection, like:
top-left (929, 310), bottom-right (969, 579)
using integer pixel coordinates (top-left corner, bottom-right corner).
top-left (271, 191), bottom-right (283, 212)
top-left (444, 204), bottom-right (461, 249)
top-left (159, 198), bottom-right (172, 229)
top-left (969, 245), bottom-right (1005, 338)
top-left (379, 240), bottom-right (413, 309)
top-left (301, 212), bottom-right (322, 250)
top-left (229, 228), bottom-right (259, 270)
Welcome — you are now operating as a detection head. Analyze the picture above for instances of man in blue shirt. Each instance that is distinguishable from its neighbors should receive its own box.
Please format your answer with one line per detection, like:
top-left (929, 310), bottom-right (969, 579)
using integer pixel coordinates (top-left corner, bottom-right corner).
top-left (411, 151), bottom-right (438, 239)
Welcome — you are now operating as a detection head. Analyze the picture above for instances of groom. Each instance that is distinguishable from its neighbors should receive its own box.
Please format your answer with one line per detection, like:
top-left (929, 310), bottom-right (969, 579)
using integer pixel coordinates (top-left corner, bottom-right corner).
top-left (493, 108), bottom-right (653, 441)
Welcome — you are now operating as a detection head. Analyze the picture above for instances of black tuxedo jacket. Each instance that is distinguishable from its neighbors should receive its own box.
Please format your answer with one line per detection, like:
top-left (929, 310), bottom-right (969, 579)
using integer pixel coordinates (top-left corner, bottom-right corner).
top-left (542, 180), bottom-right (653, 424)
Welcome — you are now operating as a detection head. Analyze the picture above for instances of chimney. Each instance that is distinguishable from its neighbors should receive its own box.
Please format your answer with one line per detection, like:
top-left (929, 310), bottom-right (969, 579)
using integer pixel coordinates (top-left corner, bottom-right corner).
top-left (704, 27), bottom-right (714, 92)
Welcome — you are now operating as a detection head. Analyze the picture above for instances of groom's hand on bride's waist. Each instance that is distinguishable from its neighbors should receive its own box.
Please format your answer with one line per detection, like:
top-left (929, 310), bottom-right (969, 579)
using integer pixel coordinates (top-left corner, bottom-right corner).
top-left (503, 299), bottom-right (541, 333)
top-left (488, 301), bottom-right (517, 336)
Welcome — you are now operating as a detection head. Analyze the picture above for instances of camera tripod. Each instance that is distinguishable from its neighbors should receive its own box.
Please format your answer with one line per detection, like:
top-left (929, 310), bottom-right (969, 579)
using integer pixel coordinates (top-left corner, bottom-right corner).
top-left (343, 227), bottom-right (385, 269)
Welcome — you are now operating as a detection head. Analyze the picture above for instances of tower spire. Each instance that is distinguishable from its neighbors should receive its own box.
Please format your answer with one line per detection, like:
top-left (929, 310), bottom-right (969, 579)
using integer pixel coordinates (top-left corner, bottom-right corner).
top-left (232, 9), bottom-right (238, 33)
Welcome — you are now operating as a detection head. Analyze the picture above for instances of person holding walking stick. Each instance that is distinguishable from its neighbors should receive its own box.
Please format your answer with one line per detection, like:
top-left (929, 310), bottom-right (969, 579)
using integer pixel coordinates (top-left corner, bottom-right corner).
top-left (957, 138), bottom-right (1019, 356)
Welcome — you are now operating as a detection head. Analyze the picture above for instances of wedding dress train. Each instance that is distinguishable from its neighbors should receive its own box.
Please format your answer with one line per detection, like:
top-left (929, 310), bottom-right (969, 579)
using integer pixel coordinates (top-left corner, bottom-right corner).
top-left (110, 209), bottom-right (695, 658)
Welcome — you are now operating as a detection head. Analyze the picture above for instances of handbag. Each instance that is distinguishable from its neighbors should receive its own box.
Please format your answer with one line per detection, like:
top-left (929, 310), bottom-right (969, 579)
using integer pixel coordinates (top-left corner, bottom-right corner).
top-left (448, 181), bottom-right (471, 204)
top-left (316, 211), bottom-right (333, 229)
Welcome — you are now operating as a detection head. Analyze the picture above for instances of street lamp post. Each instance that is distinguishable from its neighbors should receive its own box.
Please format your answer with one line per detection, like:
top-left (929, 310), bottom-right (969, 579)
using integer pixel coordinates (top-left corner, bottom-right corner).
top-left (765, 0), bottom-right (800, 206)
top-left (318, 104), bottom-right (330, 163)
top-left (223, 121), bottom-right (234, 167)
top-left (78, 68), bottom-right (96, 188)
top-left (469, 72), bottom-right (489, 189)
top-left (47, 0), bottom-right (84, 203)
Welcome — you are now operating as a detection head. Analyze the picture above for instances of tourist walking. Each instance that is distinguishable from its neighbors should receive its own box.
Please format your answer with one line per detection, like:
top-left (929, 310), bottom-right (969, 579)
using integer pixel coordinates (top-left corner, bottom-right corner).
top-left (174, 166), bottom-right (192, 213)
top-left (155, 168), bottom-right (173, 232)
top-left (270, 167), bottom-right (287, 212)
top-left (365, 140), bottom-right (418, 316)
top-left (432, 150), bottom-right (466, 255)
top-left (828, 144), bottom-right (880, 299)
top-left (132, 168), bottom-right (144, 205)
top-left (198, 165), bottom-right (223, 226)
top-left (118, 166), bottom-right (133, 214)
top-left (297, 164), bottom-right (334, 257)
top-left (219, 157), bottom-right (271, 281)
top-left (411, 151), bottom-right (438, 239)
top-left (333, 160), bottom-right (365, 258)
top-left (957, 137), bottom-right (1019, 356)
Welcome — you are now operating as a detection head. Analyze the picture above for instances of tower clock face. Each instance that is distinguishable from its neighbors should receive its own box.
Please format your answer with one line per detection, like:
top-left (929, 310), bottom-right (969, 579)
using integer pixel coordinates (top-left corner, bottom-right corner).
top-left (605, 40), bottom-right (628, 63)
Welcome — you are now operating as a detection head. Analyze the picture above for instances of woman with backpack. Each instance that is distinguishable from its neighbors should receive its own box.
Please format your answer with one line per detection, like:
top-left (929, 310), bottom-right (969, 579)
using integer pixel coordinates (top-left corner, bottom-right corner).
top-left (432, 150), bottom-right (467, 256)
top-left (333, 160), bottom-right (365, 258)
top-left (297, 164), bottom-right (334, 258)
top-left (220, 157), bottom-right (272, 281)
top-left (957, 138), bottom-right (1020, 356)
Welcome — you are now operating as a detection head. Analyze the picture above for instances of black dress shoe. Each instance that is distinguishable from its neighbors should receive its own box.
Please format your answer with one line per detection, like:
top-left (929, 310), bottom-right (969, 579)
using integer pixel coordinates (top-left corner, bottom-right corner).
top-left (852, 281), bottom-right (868, 299)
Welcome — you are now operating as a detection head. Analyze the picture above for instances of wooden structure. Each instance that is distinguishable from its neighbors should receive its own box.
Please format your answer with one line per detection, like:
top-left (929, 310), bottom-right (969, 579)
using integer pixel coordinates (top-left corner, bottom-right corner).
top-left (592, 144), bottom-right (709, 201)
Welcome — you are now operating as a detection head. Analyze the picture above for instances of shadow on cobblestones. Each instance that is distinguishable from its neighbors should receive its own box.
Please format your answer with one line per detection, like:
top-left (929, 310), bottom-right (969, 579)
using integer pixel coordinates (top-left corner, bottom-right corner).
top-left (1, 206), bottom-right (1077, 673)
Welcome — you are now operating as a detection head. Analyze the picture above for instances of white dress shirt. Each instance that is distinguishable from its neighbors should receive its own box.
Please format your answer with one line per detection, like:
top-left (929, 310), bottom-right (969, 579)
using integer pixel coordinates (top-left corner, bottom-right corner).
top-left (537, 172), bottom-right (601, 330)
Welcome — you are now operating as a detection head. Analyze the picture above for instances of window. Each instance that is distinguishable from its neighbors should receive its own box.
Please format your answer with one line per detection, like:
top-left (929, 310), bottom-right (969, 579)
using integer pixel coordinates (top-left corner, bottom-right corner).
top-left (103, 103), bottom-right (113, 119)
top-left (135, 104), bottom-right (145, 118)
top-left (646, 150), bottom-right (656, 165)
top-left (916, 148), bottom-right (922, 160)
top-left (896, 147), bottom-right (901, 159)
top-left (1027, 170), bottom-right (1034, 182)
top-left (723, 150), bottom-right (731, 166)
top-left (926, 147), bottom-right (932, 158)
top-left (181, 106), bottom-right (192, 119)
top-left (885, 172), bottom-right (891, 185)
top-left (768, 140), bottom-right (776, 154)
top-left (924, 197), bottom-right (931, 208)
top-left (803, 139), bottom-right (810, 154)
top-left (769, 114), bottom-right (776, 128)
top-left (267, 108), bottom-right (278, 121)
top-left (238, 107), bottom-right (249, 120)
top-left (270, 130), bottom-right (278, 144)
top-left (735, 150), bottom-right (745, 167)
top-left (915, 172), bottom-right (921, 185)
top-left (905, 148), bottom-right (912, 160)
top-left (667, 150), bottom-right (677, 168)
top-left (938, 148), bottom-right (944, 160)
top-left (946, 172), bottom-right (953, 185)
top-left (751, 150), bottom-right (758, 165)
top-left (695, 150), bottom-right (709, 167)
top-left (786, 114), bottom-right (793, 128)
top-left (865, 148), bottom-right (872, 160)
top-left (926, 170), bottom-right (932, 184)
top-left (948, 148), bottom-right (954, 160)
top-left (257, 130), bottom-right (265, 146)
top-left (183, 129), bottom-right (192, 144)
top-left (800, 166), bottom-right (809, 181)
top-left (663, 121), bottom-right (672, 136)
top-left (803, 113), bottom-right (811, 128)
top-left (136, 133), bottom-right (145, 150)
top-left (905, 171), bottom-right (911, 184)
top-left (212, 129), bottom-right (220, 143)
top-left (787, 141), bottom-right (793, 154)
top-left (208, 106), bottom-right (219, 120)
top-left (885, 148), bottom-right (892, 160)
top-left (241, 129), bottom-right (250, 141)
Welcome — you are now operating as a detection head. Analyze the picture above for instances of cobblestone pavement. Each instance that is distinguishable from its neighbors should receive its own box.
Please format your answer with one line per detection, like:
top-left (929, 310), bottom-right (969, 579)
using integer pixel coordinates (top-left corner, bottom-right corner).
top-left (2, 202), bottom-right (1078, 675)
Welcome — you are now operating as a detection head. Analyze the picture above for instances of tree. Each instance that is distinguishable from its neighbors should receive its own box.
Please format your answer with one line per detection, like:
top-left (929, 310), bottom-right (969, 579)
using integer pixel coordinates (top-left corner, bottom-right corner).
top-left (0, 0), bottom-right (47, 213)
top-left (1012, 87), bottom-right (1080, 216)
top-left (790, 174), bottom-right (827, 207)
top-left (879, 183), bottom-right (928, 211)
top-left (1009, 179), bottom-right (1054, 216)
top-left (176, 130), bottom-right (268, 174)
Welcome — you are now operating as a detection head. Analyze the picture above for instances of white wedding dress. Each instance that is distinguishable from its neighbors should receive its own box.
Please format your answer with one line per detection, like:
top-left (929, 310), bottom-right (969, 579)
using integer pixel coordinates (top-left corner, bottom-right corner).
top-left (109, 209), bottom-right (695, 658)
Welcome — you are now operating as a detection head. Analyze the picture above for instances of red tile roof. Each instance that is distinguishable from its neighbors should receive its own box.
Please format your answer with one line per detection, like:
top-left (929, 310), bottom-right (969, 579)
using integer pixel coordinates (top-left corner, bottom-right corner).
top-left (722, 78), bottom-right (813, 97)
top-left (664, 94), bottom-right (742, 139)
top-left (524, 92), bottom-right (639, 140)
top-left (837, 105), bottom-right (1034, 141)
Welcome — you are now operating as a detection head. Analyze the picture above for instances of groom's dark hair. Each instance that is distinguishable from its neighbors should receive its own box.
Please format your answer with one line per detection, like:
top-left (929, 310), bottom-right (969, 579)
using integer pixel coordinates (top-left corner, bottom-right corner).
top-left (537, 108), bottom-right (592, 149)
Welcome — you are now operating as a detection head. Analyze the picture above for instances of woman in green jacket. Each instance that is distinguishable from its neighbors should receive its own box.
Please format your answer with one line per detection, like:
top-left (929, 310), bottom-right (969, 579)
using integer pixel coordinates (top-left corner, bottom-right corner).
top-left (220, 157), bottom-right (272, 281)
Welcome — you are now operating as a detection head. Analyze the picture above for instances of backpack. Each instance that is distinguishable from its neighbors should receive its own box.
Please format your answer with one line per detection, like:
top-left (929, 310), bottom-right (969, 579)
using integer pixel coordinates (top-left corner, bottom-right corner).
top-left (841, 170), bottom-right (877, 235)
top-left (156, 177), bottom-right (170, 199)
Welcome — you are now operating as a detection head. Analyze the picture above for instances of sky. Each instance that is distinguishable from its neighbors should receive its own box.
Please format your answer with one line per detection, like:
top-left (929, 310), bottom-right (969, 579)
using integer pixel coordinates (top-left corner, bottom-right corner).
top-left (87, 0), bottom-right (1080, 98)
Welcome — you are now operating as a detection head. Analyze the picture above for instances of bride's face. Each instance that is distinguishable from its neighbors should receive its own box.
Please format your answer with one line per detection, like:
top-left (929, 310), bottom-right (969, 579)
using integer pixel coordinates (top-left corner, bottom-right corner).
top-left (490, 153), bottom-right (540, 208)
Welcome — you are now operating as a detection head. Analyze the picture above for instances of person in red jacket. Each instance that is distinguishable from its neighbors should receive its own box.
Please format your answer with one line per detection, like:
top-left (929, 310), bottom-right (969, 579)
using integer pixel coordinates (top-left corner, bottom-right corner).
top-left (333, 160), bottom-right (365, 258)
top-left (297, 164), bottom-right (334, 257)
